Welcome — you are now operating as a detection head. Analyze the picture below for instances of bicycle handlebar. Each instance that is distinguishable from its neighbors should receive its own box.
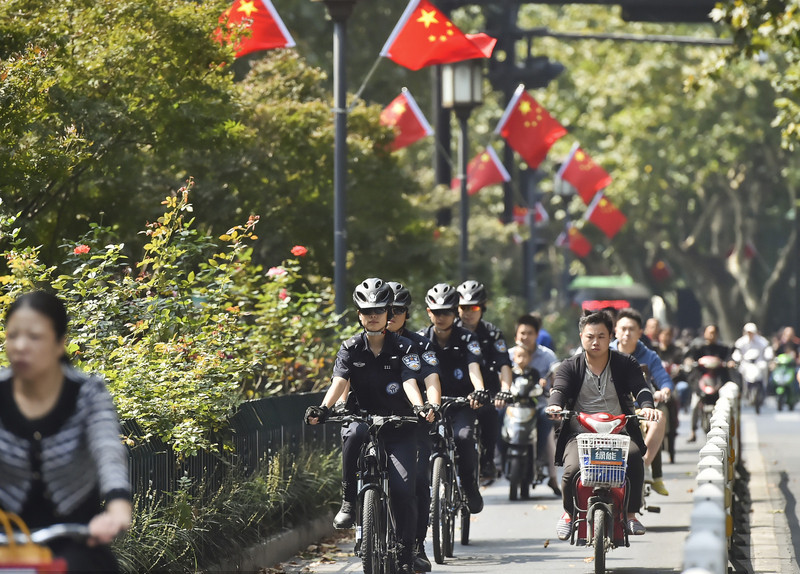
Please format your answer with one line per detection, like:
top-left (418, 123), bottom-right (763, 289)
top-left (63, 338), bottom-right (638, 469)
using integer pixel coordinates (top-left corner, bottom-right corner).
top-left (0, 523), bottom-right (90, 545)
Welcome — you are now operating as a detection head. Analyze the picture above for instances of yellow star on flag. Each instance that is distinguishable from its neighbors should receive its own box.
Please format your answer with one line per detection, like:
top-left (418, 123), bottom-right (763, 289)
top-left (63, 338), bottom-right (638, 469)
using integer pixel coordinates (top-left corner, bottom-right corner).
top-left (575, 151), bottom-right (586, 161)
top-left (237, 0), bottom-right (259, 17)
top-left (519, 100), bottom-right (531, 115)
top-left (392, 102), bottom-right (407, 115)
top-left (417, 8), bottom-right (439, 28)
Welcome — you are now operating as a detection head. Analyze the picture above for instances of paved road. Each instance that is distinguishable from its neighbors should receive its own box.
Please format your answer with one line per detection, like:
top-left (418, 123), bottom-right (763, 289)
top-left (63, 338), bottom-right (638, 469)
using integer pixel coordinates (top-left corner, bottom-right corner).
top-left (740, 394), bottom-right (800, 573)
top-left (280, 412), bottom-right (701, 574)
top-left (273, 401), bottom-right (800, 574)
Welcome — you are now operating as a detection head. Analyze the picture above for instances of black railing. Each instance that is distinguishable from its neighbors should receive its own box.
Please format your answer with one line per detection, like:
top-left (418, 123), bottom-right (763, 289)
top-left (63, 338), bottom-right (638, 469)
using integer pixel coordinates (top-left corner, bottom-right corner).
top-left (123, 392), bottom-right (340, 498)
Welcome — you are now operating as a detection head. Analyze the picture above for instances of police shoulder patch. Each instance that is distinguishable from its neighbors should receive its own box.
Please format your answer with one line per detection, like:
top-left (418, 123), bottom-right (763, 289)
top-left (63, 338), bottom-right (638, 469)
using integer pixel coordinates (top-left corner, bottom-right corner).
top-left (402, 353), bottom-right (421, 371)
top-left (494, 339), bottom-right (508, 354)
top-left (422, 350), bottom-right (439, 366)
top-left (467, 341), bottom-right (482, 356)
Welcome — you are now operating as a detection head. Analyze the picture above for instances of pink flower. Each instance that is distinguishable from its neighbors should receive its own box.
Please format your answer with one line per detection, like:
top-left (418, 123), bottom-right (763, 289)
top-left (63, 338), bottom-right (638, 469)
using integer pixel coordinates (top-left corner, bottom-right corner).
top-left (73, 244), bottom-right (90, 255)
top-left (279, 288), bottom-right (289, 301)
top-left (267, 266), bottom-right (287, 277)
top-left (290, 245), bottom-right (308, 257)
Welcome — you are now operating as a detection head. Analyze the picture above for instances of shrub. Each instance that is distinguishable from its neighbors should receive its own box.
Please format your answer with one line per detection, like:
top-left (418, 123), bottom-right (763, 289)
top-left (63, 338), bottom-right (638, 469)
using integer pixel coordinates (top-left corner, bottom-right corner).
top-left (0, 181), bottom-right (353, 456)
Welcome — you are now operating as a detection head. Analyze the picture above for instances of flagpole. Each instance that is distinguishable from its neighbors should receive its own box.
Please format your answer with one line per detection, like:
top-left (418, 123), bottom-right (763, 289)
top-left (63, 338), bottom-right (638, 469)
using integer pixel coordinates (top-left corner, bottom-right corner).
top-left (316, 0), bottom-right (359, 315)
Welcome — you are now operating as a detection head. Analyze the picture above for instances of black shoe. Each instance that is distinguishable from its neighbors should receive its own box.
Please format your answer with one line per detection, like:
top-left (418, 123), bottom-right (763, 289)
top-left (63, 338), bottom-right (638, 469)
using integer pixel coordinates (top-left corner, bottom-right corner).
top-left (333, 501), bottom-right (354, 529)
top-left (414, 542), bottom-right (431, 572)
top-left (463, 480), bottom-right (484, 514)
top-left (399, 565), bottom-right (415, 574)
top-left (547, 477), bottom-right (562, 497)
top-left (480, 459), bottom-right (497, 479)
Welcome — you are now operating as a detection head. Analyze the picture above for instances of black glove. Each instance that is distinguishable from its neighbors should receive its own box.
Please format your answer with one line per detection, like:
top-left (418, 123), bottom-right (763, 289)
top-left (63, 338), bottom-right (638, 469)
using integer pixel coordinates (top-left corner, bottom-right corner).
top-left (495, 390), bottom-right (513, 404)
top-left (413, 402), bottom-right (439, 421)
top-left (468, 389), bottom-right (491, 406)
top-left (331, 401), bottom-right (350, 416)
top-left (304, 405), bottom-right (329, 424)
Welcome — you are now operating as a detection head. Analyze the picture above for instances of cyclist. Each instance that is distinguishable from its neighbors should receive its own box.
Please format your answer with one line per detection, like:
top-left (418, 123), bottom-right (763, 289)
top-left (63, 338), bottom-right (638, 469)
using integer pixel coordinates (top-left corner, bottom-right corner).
top-left (0, 291), bottom-right (131, 572)
top-left (418, 283), bottom-right (488, 514)
top-left (610, 308), bottom-right (673, 496)
top-left (304, 278), bottom-right (435, 574)
top-left (545, 311), bottom-right (659, 540)
top-left (386, 281), bottom-right (441, 573)
top-left (455, 280), bottom-right (513, 481)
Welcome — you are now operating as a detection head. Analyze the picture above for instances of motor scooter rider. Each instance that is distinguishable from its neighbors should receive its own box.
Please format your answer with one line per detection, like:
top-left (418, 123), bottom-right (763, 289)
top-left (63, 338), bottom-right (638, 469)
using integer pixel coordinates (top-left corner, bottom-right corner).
top-left (545, 311), bottom-right (660, 540)
top-left (419, 283), bottom-right (488, 514)
top-left (610, 308), bottom-right (672, 496)
top-left (304, 278), bottom-right (435, 574)
top-left (512, 314), bottom-right (561, 495)
top-left (732, 322), bottom-right (773, 399)
top-left (683, 324), bottom-right (733, 442)
top-left (455, 280), bottom-right (513, 481)
top-left (386, 281), bottom-right (441, 573)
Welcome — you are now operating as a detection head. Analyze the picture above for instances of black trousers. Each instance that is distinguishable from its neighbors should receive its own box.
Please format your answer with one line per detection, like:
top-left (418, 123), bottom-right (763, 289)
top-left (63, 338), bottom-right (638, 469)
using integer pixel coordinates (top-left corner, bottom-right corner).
top-left (560, 436), bottom-right (644, 514)
top-left (415, 423), bottom-right (433, 542)
top-left (341, 422), bottom-right (418, 558)
top-left (476, 403), bottom-right (499, 470)
top-left (449, 407), bottom-right (479, 483)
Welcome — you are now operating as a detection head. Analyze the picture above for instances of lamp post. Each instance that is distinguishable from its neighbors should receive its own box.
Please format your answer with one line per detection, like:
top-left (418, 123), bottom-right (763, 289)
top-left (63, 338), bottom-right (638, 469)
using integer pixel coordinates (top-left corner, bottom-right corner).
top-left (441, 59), bottom-right (483, 282)
top-left (314, 0), bottom-right (358, 315)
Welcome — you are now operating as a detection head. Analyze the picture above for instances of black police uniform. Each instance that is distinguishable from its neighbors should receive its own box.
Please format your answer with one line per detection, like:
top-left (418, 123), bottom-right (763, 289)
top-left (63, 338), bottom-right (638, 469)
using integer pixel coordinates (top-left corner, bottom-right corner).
top-left (456, 318), bottom-right (512, 474)
top-left (418, 324), bottom-right (483, 484)
top-left (334, 331), bottom-right (422, 563)
top-left (401, 326), bottom-right (440, 544)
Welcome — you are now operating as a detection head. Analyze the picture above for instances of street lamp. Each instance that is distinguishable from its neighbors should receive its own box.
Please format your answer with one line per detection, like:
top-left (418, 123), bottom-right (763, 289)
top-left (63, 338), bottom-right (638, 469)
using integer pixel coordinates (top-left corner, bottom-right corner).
top-left (441, 59), bottom-right (483, 282)
top-left (313, 0), bottom-right (358, 315)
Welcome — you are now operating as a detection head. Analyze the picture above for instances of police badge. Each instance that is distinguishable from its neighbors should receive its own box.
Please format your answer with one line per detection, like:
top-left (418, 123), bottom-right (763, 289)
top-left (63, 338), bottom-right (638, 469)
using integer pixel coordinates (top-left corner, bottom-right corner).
top-left (467, 341), bottom-right (482, 356)
top-left (494, 340), bottom-right (508, 353)
top-left (422, 351), bottom-right (439, 366)
top-left (402, 353), bottom-right (421, 371)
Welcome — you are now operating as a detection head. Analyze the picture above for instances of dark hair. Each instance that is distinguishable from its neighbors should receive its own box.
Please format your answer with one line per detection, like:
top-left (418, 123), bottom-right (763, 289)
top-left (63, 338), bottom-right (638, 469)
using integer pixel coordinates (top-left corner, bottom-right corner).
top-left (5, 291), bottom-right (69, 339)
top-left (516, 314), bottom-right (542, 333)
top-left (616, 308), bottom-right (643, 329)
top-left (579, 311), bottom-right (614, 335)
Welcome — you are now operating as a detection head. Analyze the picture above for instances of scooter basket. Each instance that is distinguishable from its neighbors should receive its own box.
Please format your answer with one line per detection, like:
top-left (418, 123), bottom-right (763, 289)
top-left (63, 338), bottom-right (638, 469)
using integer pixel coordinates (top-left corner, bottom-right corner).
top-left (577, 433), bottom-right (630, 488)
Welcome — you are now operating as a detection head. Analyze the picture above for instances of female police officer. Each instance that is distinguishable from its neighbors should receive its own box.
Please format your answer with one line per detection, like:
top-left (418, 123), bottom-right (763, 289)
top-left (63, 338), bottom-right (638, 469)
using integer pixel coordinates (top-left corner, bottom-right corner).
top-left (305, 278), bottom-right (436, 574)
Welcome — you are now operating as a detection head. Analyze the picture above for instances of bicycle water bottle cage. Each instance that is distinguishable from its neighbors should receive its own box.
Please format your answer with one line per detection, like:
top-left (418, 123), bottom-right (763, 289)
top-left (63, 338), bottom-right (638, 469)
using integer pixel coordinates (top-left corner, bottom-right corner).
top-left (577, 412), bottom-right (627, 434)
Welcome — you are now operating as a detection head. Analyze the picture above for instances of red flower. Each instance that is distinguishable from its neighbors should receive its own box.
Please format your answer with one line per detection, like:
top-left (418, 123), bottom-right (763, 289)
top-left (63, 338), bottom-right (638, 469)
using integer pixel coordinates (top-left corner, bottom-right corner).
top-left (73, 244), bottom-right (90, 255)
top-left (290, 245), bottom-right (308, 257)
top-left (279, 288), bottom-right (289, 301)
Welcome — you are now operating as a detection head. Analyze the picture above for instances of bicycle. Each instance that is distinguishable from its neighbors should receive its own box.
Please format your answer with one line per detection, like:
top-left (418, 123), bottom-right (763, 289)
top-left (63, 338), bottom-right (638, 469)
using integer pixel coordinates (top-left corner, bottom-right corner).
top-left (326, 413), bottom-right (418, 574)
top-left (429, 396), bottom-right (482, 565)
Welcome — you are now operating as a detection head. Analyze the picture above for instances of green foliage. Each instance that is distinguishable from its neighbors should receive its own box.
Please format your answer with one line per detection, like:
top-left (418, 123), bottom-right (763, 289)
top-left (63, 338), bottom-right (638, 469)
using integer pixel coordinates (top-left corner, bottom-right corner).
top-left (0, 187), bottom-right (349, 456)
top-left (113, 447), bottom-right (341, 573)
top-left (711, 0), bottom-right (800, 148)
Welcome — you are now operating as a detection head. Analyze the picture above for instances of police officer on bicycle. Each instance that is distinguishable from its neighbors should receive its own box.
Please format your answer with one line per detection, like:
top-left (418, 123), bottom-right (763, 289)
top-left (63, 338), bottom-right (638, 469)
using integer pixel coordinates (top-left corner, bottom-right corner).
top-left (386, 281), bottom-right (441, 573)
top-left (455, 280), bottom-right (513, 480)
top-left (419, 283), bottom-right (489, 514)
top-left (305, 278), bottom-right (437, 574)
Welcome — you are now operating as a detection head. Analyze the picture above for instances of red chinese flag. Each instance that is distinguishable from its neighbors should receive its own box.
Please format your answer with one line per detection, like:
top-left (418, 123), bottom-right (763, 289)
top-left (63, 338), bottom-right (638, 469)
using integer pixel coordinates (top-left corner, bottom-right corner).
top-left (557, 142), bottom-right (613, 204)
top-left (511, 203), bottom-right (548, 226)
top-left (512, 206), bottom-right (529, 225)
top-left (217, 0), bottom-right (295, 58)
top-left (557, 224), bottom-right (592, 258)
top-left (380, 0), bottom-right (497, 71)
top-left (451, 147), bottom-right (510, 195)
top-left (584, 192), bottom-right (627, 239)
top-left (380, 89), bottom-right (433, 151)
top-left (494, 85), bottom-right (567, 169)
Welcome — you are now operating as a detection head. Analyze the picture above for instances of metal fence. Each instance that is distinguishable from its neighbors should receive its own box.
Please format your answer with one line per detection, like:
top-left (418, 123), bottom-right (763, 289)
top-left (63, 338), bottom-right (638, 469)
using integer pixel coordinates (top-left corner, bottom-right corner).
top-left (123, 392), bottom-right (341, 498)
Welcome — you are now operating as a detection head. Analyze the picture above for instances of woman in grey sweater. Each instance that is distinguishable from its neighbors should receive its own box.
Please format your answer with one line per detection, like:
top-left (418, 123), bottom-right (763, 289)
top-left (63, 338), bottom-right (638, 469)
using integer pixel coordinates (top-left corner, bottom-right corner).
top-left (0, 291), bottom-right (131, 571)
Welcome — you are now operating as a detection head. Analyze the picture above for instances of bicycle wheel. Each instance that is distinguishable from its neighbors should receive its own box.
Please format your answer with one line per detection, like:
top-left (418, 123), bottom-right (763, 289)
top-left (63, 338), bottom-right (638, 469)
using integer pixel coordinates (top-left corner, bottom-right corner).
top-left (445, 474), bottom-right (456, 557)
top-left (431, 457), bottom-right (449, 565)
top-left (362, 489), bottom-right (384, 574)
top-left (592, 508), bottom-right (606, 574)
top-left (460, 507), bottom-right (471, 546)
